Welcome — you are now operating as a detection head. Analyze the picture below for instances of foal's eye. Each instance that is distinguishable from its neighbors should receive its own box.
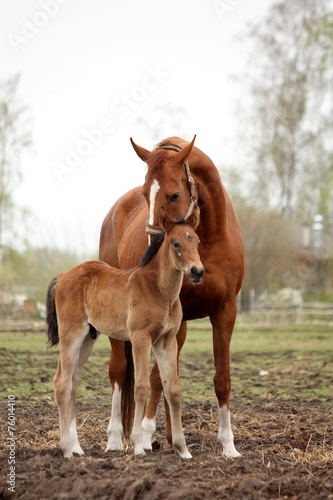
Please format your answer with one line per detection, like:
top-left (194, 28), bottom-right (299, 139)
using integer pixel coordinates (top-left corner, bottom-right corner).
top-left (168, 192), bottom-right (180, 203)
top-left (172, 241), bottom-right (180, 250)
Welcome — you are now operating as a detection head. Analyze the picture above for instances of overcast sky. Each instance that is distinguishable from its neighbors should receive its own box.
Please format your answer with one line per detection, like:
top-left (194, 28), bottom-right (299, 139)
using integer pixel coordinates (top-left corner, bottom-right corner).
top-left (1, 0), bottom-right (274, 255)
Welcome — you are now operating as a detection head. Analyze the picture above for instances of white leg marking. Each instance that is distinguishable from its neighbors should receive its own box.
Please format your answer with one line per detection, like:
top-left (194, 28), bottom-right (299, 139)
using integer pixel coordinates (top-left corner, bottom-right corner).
top-left (106, 383), bottom-right (123, 451)
top-left (69, 419), bottom-right (84, 455)
top-left (217, 405), bottom-right (241, 458)
top-left (142, 416), bottom-right (156, 451)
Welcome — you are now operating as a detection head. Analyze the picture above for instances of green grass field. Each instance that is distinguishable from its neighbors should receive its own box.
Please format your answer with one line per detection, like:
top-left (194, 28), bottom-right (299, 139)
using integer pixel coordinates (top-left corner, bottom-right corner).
top-left (1, 319), bottom-right (332, 406)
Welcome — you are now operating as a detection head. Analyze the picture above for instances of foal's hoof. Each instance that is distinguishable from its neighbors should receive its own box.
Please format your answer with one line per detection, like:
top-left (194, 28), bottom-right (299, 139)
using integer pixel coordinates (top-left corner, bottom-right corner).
top-left (133, 446), bottom-right (146, 457)
top-left (223, 448), bottom-right (241, 458)
top-left (178, 449), bottom-right (192, 460)
top-left (72, 444), bottom-right (84, 456)
top-left (105, 442), bottom-right (123, 452)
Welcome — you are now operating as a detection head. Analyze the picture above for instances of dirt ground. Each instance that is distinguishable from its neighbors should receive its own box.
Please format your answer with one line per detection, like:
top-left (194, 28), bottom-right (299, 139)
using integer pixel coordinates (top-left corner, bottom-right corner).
top-left (1, 397), bottom-right (332, 500)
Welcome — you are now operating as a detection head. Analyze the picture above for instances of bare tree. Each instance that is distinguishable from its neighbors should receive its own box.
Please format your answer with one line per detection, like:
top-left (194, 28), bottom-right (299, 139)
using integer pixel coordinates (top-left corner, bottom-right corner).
top-left (239, 0), bottom-right (333, 223)
top-left (237, 202), bottom-right (298, 307)
top-left (0, 74), bottom-right (32, 257)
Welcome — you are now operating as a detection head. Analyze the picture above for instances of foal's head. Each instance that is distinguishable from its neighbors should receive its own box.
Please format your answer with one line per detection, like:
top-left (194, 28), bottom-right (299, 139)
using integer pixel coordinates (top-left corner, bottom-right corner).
top-left (130, 136), bottom-right (197, 229)
top-left (142, 207), bottom-right (205, 285)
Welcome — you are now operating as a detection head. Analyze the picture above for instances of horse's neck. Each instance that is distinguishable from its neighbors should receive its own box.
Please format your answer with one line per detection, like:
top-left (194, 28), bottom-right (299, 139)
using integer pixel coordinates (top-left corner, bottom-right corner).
top-left (151, 244), bottom-right (182, 303)
top-left (192, 159), bottom-right (228, 238)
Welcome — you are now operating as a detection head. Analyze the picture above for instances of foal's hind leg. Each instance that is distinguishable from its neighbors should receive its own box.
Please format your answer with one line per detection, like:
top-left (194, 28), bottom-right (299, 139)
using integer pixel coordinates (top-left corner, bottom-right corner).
top-left (69, 331), bottom-right (98, 455)
top-left (142, 321), bottom-right (187, 450)
top-left (153, 331), bottom-right (191, 459)
top-left (54, 324), bottom-right (91, 458)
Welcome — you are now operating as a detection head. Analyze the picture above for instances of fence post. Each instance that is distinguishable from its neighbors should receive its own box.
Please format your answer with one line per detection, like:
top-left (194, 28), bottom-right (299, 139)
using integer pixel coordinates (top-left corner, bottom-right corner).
top-left (249, 288), bottom-right (255, 314)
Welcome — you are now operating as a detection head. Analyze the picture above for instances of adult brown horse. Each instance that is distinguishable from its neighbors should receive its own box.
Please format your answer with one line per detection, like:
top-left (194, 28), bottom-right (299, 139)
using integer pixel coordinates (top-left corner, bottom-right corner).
top-left (99, 136), bottom-right (244, 457)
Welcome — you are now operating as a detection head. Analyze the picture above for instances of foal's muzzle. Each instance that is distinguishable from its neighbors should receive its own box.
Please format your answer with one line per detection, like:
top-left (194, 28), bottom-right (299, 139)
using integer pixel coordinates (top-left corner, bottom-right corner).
top-left (189, 266), bottom-right (205, 284)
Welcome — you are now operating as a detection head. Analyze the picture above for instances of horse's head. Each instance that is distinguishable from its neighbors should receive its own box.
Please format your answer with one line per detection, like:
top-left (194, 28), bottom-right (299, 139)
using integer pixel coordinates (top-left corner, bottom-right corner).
top-left (130, 136), bottom-right (198, 236)
top-left (160, 207), bottom-right (204, 284)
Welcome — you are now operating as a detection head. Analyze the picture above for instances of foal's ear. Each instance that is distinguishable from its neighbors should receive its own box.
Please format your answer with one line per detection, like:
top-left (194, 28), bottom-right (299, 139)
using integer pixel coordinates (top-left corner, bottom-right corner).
top-left (186, 205), bottom-right (200, 230)
top-left (130, 138), bottom-right (151, 162)
top-left (159, 207), bottom-right (174, 233)
top-left (176, 135), bottom-right (196, 166)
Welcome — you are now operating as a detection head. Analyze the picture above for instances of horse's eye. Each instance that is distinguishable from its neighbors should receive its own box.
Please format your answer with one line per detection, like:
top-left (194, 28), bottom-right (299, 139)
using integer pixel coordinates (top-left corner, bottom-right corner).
top-left (172, 241), bottom-right (180, 250)
top-left (168, 192), bottom-right (180, 203)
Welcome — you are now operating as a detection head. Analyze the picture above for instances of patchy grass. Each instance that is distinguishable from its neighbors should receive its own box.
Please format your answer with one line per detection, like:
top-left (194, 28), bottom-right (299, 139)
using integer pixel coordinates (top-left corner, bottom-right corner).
top-left (1, 320), bottom-right (332, 407)
top-left (181, 320), bottom-right (333, 404)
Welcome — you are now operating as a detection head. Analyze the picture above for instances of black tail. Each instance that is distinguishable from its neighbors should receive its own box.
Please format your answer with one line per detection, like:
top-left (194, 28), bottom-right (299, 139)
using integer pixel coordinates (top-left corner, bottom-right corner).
top-left (46, 276), bottom-right (59, 346)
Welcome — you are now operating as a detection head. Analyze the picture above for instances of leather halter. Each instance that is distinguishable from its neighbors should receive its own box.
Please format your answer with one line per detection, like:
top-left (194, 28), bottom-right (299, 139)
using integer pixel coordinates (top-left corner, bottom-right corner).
top-left (145, 143), bottom-right (198, 237)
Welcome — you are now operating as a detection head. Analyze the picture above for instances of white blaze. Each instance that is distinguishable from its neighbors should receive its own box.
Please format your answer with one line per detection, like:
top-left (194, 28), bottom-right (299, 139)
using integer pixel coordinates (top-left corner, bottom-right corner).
top-left (148, 179), bottom-right (160, 225)
top-left (148, 179), bottom-right (160, 245)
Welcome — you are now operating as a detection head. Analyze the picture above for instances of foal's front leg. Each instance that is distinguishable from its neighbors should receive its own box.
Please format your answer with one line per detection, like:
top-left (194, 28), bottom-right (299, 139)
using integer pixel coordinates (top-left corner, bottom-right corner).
top-left (130, 332), bottom-right (152, 456)
top-left (153, 332), bottom-right (191, 459)
top-left (142, 321), bottom-right (187, 450)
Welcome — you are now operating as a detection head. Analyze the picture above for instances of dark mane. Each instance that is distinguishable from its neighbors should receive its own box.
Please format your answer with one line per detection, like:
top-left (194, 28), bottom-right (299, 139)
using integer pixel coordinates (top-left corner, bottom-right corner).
top-left (140, 232), bottom-right (165, 267)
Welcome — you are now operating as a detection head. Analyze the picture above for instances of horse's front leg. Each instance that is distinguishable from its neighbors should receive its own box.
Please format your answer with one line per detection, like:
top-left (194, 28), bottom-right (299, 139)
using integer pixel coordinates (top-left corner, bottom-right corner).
top-left (142, 321), bottom-right (187, 450)
top-left (130, 332), bottom-right (152, 456)
top-left (106, 338), bottom-right (127, 451)
top-left (153, 331), bottom-right (191, 459)
top-left (211, 298), bottom-right (241, 458)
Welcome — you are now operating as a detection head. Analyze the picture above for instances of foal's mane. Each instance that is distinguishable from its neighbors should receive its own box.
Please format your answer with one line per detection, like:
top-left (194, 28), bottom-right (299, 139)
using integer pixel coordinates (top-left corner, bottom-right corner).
top-left (140, 232), bottom-right (165, 267)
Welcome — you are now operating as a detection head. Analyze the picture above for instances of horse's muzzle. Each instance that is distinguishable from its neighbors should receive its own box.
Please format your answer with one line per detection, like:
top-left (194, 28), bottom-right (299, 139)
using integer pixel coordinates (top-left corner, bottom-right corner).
top-left (189, 266), bottom-right (205, 284)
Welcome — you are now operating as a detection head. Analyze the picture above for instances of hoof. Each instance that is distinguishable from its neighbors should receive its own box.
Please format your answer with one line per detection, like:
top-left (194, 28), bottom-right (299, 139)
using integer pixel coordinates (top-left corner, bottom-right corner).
top-left (222, 447), bottom-right (241, 458)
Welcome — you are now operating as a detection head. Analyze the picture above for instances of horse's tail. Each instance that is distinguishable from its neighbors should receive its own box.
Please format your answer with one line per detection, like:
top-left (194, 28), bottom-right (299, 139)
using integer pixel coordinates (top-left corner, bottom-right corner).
top-left (121, 340), bottom-right (135, 439)
top-left (46, 276), bottom-right (59, 346)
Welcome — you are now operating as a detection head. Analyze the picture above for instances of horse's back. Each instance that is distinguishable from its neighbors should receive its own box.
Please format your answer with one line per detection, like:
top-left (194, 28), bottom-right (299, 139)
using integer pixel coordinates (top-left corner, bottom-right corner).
top-left (99, 186), bottom-right (148, 269)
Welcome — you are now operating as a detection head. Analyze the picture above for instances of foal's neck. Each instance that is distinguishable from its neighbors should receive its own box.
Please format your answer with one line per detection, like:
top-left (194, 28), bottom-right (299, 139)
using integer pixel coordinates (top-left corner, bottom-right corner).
top-left (151, 242), bottom-right (182, 303)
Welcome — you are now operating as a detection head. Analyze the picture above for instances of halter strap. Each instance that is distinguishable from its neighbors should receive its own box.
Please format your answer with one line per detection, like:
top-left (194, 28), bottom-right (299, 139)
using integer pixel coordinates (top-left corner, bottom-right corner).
top-left (145, 143), bottom-right (198, 235)
top-left (145, 223), bottom-right (165, 236)
top-left (183, 160), bottom-right (197, 220)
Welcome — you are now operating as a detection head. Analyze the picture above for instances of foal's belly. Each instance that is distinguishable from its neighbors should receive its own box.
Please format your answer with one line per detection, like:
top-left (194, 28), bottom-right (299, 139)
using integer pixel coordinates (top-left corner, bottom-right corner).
top-left (103, 329), bottom-right (131, 341)
top-left (90, 318), bottom-right (130, 341)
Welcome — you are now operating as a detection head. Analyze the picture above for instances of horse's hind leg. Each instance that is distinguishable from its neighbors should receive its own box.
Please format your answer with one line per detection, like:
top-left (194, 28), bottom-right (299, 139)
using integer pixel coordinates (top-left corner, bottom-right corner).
top-left (54, 324), bottom-right (89, 458)
top-left (153, 332), bottom-right (191, 459)
top-left (106, 339), bottom-right (127, 451)
top-left (142, 321), bottom-right (187, 450)
top-left (211, 298), bottom-right (241, 458)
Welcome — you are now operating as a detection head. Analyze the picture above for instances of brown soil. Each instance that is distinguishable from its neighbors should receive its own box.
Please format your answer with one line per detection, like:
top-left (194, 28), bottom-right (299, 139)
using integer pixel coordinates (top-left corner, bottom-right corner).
top-left (1, 397), bottom-right (332, 500)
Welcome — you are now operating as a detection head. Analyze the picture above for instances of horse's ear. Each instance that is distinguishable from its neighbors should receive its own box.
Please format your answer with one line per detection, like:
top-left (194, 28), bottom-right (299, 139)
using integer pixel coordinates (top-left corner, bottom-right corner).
top-left (186, 205), bottom-right (200, 230)
top-left (159, 207), bottom-right (173, 233)
top-left (130, 138), bottom-right (151, 162)
top-left (176, 135), bottom-right (196, 165)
